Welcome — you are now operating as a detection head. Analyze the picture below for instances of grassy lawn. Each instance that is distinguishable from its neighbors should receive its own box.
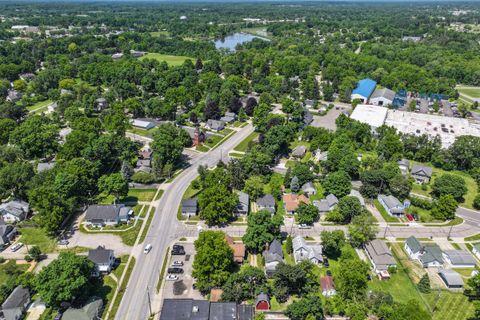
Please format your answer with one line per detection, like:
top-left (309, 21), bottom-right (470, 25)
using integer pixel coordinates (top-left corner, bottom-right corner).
top-left (203, 134), bottom-right (224, 148)
top-left (27, 99), bottom-right (52, 112)
top-left (183, 176), bottom-right (202, 199)
top-left (0, 261), bottom-right (29, 285)
top-left (139, 53), bottom-right (194, 66)
top-left (406, 205), bottom-right (433, 222)
top-left (424, 290), bottom-right (474, 320)
top-left (150, 31), bottom-right (170, 37)
top-left (410, 164), bottom-right (478, 209)
top-left (457, 86), bottom-right (480, 98)
top-left (128, 127), bottom-right (158, 137)
top-left (373, 200), bottom-right (399, 222)
top-left (228, 152), bottom-right (244, 158)
top-left (19, 228), bottom-right (57, 253)
top-left (233, 132), bottom-right (259, 152)
top-left (126, 188), bottom-right (157, 202)
top-left (466, 234), bottom-right (480, 241)
top-left (156, 248), bottom-right (170, 292)
top-left (109, 257), bottom-right (136, 319)
top-left (95, 276), bottom-right (117, 318)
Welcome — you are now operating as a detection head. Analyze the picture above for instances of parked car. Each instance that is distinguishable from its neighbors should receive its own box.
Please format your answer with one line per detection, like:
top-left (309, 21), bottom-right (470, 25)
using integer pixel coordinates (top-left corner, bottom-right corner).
top-left (166, 275), bottom-right (178, 281)
top-left (10, 243), bottom-right (23, 252)
top-left (172, 261), bottom-right (184, 267)
top-left (167, 267), bottom-right (184, 274)
top-left (298, 224), bottom-right (311, 229)
top-left (171, 249), bottom-right (185, 255)
top-left (323, 258), bottom-right (329, 267)
top-left (173, 244), bottom-right (184, 250)
top-left (144, 244), bottom-right (152, 254)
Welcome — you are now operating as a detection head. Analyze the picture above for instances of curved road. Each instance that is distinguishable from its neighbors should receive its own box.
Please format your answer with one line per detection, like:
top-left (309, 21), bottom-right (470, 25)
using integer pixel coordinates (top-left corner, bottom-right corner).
top-left (115, 124), bottom-right (254, 320)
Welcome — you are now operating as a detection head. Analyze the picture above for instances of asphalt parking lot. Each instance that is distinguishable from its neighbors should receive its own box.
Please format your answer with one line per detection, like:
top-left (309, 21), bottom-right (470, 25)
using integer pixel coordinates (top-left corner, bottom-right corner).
top-left (311, 105), bottom-right (349, 131)
top-left (163, 242), bottom-right (203, 300)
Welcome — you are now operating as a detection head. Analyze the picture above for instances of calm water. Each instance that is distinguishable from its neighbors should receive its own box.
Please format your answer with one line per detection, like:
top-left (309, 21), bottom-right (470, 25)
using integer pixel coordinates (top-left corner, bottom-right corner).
top-left (214, 32), bottom-right (270, 51)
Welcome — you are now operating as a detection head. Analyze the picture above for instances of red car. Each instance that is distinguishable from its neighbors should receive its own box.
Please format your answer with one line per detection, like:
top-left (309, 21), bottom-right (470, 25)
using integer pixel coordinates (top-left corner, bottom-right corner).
top-left (406, 214), bottom-right (414, 222)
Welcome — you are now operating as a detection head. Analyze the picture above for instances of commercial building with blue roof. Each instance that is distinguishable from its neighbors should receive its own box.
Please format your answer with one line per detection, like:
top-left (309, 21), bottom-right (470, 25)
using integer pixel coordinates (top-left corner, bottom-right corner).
top-left (351, 78), bottom-right (377, 103)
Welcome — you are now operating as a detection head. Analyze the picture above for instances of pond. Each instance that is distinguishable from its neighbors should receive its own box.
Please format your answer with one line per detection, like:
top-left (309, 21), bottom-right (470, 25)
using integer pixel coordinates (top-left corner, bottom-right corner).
top-left (214, 32), bottom-right (269, 51)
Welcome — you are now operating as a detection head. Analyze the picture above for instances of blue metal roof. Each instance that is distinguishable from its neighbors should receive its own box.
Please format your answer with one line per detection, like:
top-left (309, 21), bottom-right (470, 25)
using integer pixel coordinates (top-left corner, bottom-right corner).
top-left (352, 78), bottom-right (377, 99)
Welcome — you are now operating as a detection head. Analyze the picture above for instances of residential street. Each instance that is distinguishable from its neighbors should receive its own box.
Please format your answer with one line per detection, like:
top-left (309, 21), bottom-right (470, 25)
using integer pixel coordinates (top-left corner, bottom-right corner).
top-left (115, 123), bottom-right (254, 320)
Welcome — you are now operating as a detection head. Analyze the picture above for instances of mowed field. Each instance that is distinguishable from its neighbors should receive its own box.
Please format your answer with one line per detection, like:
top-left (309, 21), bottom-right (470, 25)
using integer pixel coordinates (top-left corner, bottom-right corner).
top-left (139, 53), bottom-right (194, 66)
top-left (457, 86), bottom-right (480, 98)
top-left (424, 291), bottom-right (474, 320)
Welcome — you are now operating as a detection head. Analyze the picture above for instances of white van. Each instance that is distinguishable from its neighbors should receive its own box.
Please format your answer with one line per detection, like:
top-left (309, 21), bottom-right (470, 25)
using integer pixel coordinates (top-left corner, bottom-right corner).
top-left (144, 243), bottom-right (152, 254)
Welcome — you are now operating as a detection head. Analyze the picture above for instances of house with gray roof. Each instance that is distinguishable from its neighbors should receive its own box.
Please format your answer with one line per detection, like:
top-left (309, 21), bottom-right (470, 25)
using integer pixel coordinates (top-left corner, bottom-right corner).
top-left (256, 194), bottom-right (275, 215)
top-left (88, 246), bottom-right (115, 276)
top-left (206, 119), bottom-right (225, 132)
top-left (235, 191), bottom-right (249, 215)
top-left (62, 297), bottom-right (103, 320)
top-left (313, 149), bottom-right (328, 162)
top-left (182, 198), bottom-right (198, 217)
top-left (364, 239), bottom-right (397, 272)
top-left (84, 204), bottom-right (133, 227)
top-left (263, 239), bottom-right (284, 277)
top-left (292, 236), bottom-right (323, 265)
top-left (220, 112), bottom-right (236, 123)
top-left (443, 250), bottom-right (476, 268)
top-left (378, 194), bottom-right (404, 216)
top-left (370, 88), bottom-right (396, 107)
top-left (291, 145), bottom-right (307, 158)
top-left (313, 194), bottom-right (338, 214)
top-left (438, 269), bottom-right (464, 289)
top-left (0, 218), bottom-right (16, 250)
top-left (405, 236), bottom-right (443, 268)
top-left (301, 182), bottom-right (316, 196)
top-left (36, 162), bottom-right (55, 173)
top-left (411, 165), bottom-right (433, 184)
top-left (6, 90), bottom-right (22, 103)
top-left (2, 286), bottom-right (30, 320)
top-left (0, 200), bottom-right (29, 223)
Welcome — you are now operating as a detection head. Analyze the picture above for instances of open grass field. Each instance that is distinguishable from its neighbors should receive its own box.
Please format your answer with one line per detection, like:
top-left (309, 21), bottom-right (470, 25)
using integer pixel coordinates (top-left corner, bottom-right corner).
top-left (150, 31), bottom-right (170, 37)
top-left (19, 227), bottom-right (57, 253)
top-left (233, 131), bottom-right (258, 152)
top-left (457, 86), bottom-right (480, 98)
top-left (139, 53), bottom-right (194, 66)
top-left (410, 163), bottom-right (478, 209)
top-left (27, 99), bottom-right (52, 113)
top-left (424, 290), bottom-right (474, 320)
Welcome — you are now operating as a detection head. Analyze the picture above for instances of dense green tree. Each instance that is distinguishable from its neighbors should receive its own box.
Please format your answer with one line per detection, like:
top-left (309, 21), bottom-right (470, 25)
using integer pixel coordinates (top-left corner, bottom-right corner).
top-left (417, 274), bottom-right (431, 293)
top-left (348, 213), bottom-right (377, 247)
top-left (192, 231), bottom-right (234, 293)
top-left (320, 230), bottom-right (346, 259)
top-left (198, 184), bottom-right (238, 225)
top-left (336, 246), bottom-right (369, 301)
top-left (432, 174), bottom-right (467, 200)
top-left (285, 294), bottom-right (323, 320)
top-left (98, 173), bottom-right (128, 201)
top-left (431, 194), bottom-right (458, 220)
top-left (323, 171), bottom-right (351, 198)
top-left (296, 203), bottom-right (319, 225)
top-left (151, 124), bottom-right (190, 171)
top-left (243, 210), bottom-right (282, 253)
top-left (328, 196), bottom-right (362, 224)
top-left (0, 161), bottom-right (34, 200)
top-left (0, 118), bottom-right (16, 144)
top-left (243, 175), bottom-right (264, 200)
top-left (221, 266), bottom-right (267, 303)
top-left (35, 252), bottom-right (94, 307)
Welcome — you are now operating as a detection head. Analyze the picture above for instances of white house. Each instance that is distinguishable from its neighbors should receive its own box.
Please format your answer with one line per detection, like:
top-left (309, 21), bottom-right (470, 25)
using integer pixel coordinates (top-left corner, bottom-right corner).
top-left (292, 236), bottom-right (323, 265)
top-left (405, 236), bottom-right (443, 268)
top-left (88, 246), bottom-right (116, 277)
top-left (378, 194), bottom-right (404, 216)
top-left (0, 201), bottom-right (29, 223)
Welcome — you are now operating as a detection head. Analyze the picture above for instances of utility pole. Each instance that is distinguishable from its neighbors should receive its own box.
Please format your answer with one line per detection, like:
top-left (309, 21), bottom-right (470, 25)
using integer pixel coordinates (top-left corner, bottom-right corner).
top-left (146, 286), bottom-right (153, 317)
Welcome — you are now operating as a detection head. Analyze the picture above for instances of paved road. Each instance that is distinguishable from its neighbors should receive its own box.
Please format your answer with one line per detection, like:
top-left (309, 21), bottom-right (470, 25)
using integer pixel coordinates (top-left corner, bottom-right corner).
top-left (115, 123), bottom-right (254, 320)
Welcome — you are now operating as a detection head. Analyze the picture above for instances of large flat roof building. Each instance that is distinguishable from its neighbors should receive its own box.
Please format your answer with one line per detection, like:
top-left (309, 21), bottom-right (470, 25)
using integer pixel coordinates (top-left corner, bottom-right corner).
top-left (351, 79), bottom-right (377, 103)
top-left (350, 104), bottom-right (389, 131)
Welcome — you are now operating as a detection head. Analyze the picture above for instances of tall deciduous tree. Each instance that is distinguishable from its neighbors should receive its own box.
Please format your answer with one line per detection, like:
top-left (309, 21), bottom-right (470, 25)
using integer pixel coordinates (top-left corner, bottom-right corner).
top-left (98, 173), bottom-right (128, 201)
top-left (323, 171), bottom-right (351, 198)
top-left (243, 210), bottom-right (282, 253)
top-left (192, 231), bottom-right (234, 293)
top-left (348, 213), bottom-right (377, 247)
top-left (198, 184), bottom-right (238, 225)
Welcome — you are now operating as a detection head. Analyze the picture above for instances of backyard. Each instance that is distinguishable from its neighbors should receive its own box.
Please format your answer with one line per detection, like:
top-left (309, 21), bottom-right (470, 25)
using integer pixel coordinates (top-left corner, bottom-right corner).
top-left (19, 227), bottom-right (57, 253)
top-left (233, 132), bottom-right (259, 152)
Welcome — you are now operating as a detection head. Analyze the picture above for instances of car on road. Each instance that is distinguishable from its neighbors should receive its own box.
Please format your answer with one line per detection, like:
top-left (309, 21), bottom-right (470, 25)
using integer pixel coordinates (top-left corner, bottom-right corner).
top-left (144, 244), bottom-right (152, 254)
top-left (10, 243), bottom-right (23, 252)
top-left (172, 261), bottom-right (184, 267)
top-left (167, 267), bottom-right (184, 274)
top-left (298, 224), bottom-right (311, 229)
top-left (166, 275), bottom-right (178, 281)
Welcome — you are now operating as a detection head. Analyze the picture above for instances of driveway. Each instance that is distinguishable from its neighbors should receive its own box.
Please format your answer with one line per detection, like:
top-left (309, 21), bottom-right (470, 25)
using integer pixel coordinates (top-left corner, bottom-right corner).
top-left (311, 105), bottom-right (350, 131)
top-left (68, 231), bottom-right (132, 256)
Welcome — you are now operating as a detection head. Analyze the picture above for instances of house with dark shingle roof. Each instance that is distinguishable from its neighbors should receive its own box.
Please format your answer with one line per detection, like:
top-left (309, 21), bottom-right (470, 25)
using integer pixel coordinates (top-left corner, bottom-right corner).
top-left (182, 198), bottom-right (198, 217)
top-left (364, 239), bottom-right (397, 272)
top-left (235, 191), bottom-right (249, 215)
top-left (88, 246), bottom-right (115, 277)
top-left (398, 159), bottom-right (410, 176)
top-left (443, 250), bottom-right (476, 268)
top-left (2, 286), bottom-right (30, 320)
top-left (301, 182), bottom-right (316, 196)
top-left (206, 119), bottom-right (225, 132)
top-left (411, 165), bottom-right (433, 184)
top-left (263, 239), bottom-right (284, 277)
top-left (313, 194), bottom-right (338, 214)
top-left (438, 269), bottom-right (464, 289)
top-left (84, 204), bottom-right (133, 227)
top-left (405, 236), bottom-right (443, 268)
top-left (256, 194), bottom-right (276, 215)
top-left (62, 297), bottom-right (103, 320)
top-left (0, 218), bottom-right (16, 250)
top-left (291, 145), bottom-right (307, 158)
